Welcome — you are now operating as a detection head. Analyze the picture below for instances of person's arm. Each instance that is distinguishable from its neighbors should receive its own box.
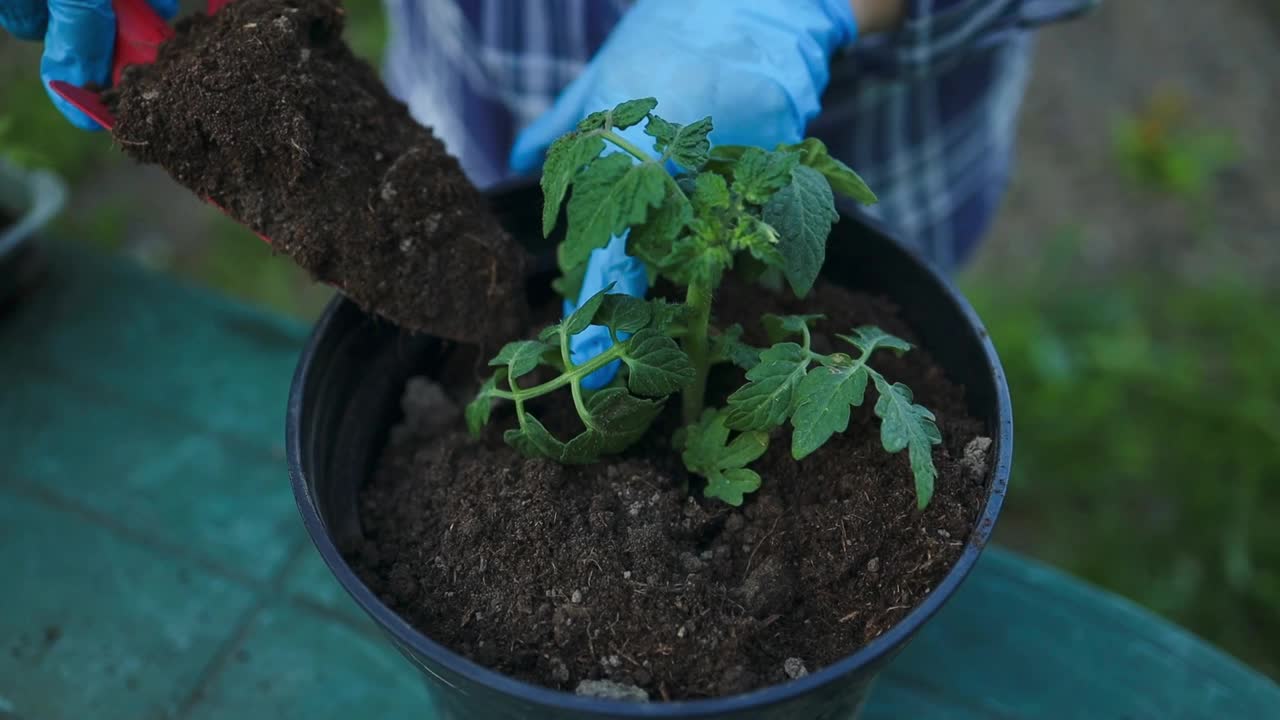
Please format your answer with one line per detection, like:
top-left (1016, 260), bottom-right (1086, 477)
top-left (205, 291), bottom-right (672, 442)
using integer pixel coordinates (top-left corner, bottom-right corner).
top-left (852, 0), bottom-right (1100, 77)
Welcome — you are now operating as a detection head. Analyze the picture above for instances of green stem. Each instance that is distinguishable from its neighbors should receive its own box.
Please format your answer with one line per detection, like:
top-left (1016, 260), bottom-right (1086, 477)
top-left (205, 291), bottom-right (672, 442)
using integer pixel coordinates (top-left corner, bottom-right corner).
top-left (602, 130), bottom-right (654, 164)
top-left (561, 324), bottom-right (594, 428)
top-left (491, 343), bottom-right (628, 402)
top-left (681, 279), bottom-right (714, 425)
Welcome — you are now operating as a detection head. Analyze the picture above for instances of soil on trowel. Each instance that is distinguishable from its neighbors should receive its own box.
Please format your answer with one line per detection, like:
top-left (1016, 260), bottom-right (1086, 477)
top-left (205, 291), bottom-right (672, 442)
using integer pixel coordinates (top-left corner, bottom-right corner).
top-left (105, 0), bottom-right (529, 344)
top-left (349, 277), bottom-right (993, 701)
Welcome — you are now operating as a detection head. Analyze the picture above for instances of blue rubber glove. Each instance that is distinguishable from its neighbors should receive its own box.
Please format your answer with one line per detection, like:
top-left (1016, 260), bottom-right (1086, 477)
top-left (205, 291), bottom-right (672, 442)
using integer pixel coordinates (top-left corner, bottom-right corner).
top-left (0, 0), bottom-right (179, 130)
top-left (566, 233), bottom-right (649, 390)
top-left (514, 0), bottom-right (858, 389)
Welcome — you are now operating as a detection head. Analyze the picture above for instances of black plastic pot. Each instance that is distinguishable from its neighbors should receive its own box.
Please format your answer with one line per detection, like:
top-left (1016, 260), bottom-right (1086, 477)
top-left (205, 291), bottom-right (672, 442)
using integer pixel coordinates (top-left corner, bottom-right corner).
top-left (287, 180), bottom-right (1012, 719)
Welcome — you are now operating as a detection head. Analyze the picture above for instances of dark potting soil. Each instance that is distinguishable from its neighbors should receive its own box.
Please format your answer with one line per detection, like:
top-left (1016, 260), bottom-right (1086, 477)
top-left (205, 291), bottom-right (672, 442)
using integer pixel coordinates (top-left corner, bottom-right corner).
top-left (104, 0), bottom-right (529, 344)
top-left (349, 278), bottom-right (992, 701)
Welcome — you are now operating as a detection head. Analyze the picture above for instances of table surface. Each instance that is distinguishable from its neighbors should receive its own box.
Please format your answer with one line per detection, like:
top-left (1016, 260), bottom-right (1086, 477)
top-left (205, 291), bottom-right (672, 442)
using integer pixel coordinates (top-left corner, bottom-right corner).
top-left (2, 240), bottom-right (1277, 720)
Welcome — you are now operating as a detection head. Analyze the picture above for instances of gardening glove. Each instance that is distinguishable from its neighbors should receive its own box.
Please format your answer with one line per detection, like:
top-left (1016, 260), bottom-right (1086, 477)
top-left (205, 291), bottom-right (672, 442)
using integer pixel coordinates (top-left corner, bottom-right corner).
top-left (564, 234), bottom-right (648, 390)
top-left (512, 0), bottom-right (858, 389)
top-left (0, 0), bottom-right (179, 130)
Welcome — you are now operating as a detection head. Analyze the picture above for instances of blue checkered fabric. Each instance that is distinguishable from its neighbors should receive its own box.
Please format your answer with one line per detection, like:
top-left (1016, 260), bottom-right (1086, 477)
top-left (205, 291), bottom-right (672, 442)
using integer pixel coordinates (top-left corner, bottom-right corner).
top-left (382, 0), bottom-right (1096, 271)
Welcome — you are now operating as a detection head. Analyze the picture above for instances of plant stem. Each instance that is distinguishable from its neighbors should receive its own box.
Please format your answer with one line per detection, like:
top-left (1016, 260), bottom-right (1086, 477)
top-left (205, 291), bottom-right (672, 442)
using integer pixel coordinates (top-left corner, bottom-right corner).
top-left (561, 325), bottom-right (595, 429)
top-left (602, 130), bottom-right (653, 164)
top-left (491, 343), bottom-right (627, 402)
top-left (681, 278), bottom-right (714, 425)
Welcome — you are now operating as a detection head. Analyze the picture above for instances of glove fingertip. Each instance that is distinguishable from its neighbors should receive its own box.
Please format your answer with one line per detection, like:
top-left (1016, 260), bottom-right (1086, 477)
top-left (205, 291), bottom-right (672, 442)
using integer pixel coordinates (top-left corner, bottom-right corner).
top-left (507, 135), bottom-right (546, 175)
top-left (509, 110), bottom-right (573, 172)
top-left (148, 0), bottom-right (179, 20)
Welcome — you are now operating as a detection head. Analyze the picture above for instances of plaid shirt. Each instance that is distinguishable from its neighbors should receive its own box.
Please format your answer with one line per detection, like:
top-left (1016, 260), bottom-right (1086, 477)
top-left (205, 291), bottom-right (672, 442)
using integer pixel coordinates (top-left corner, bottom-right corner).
top-left (382, 0), bottom-right (1096, 271)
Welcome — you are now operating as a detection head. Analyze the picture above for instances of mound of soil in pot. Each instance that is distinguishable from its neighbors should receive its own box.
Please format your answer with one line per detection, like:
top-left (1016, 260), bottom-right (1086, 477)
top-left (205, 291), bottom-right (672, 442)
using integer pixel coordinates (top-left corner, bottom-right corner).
top-left (104, 0), bottom-right (529, 344)
top-left (349, 278), bottom-right (991, 701)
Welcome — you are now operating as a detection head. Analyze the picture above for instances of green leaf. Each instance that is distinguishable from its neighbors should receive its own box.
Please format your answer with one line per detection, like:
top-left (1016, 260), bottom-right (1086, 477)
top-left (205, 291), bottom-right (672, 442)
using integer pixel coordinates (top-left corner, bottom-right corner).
top-left (705, 144), bottom-right (749, 174)
top-left (505, 413), bottom-right (566, 459)
top-left (465, 374), bottom-right (500, 436)
top-left (790, 325), bottom-right (918, 459)
top-left (583, 388), bottom-right (664, 450)
top-left (559, 388), bottom-right (664, 462)
top-left (763, 314), bottom-right (823, 344)
top-left (784, 137), bottom-right (878, 205)
top-left (628, 185), bottom-right (692, 269)
top-left (622, 329), bottom-right (695, 397)
top-left (562, 154), bottom-right (667, 271)
top-left (489, 340), bottom-right (553, 378)
top-left (871, 376), bottom-right (943, 509)
top-left (564, 284), bottom-right (614, 336)
top-left (595, 294), bottom-right (652, 336)
top-left (692, 171), bottom-right (731, 210)
top-left (538, 323), bottom-right (563, 343)
top-left (711, 324), bottom-right (761, 370)
top-left (540, 131), bottom-right (606, 237)
top-left (724, 342), bottom-right (811, 431)
top-left (732, 148), bottom-right (800, 205)
top-left (659, 236), bottom-right (732, 289)
top-left (646, 115), bottom-right (713, 170)
top-left (576, 98), bottom-right (658, 133)
top-left (610, 98), bottom-right (658, 129)
top-left (649, 299), bottom-right (689, 333)
top-left (763, 164), bottom-right (838, 298)
top-left (731, 216), bottom-right (784, 269)
top-left (837, 326), bottom-right (913, 355)
top-left (789, 361), bottom-right (869, 460)
top-left (577, 110), bottom-right (608, 132)
top-left (681, 409), bottom-right (768, 506)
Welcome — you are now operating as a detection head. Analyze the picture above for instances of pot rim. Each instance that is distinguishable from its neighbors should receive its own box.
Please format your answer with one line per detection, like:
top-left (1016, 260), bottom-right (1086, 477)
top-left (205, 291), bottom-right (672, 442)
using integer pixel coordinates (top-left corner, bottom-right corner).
top-left (0, 159), bottom-right (67, 260)
top-left (285, 192), bottom-right (1012, 716)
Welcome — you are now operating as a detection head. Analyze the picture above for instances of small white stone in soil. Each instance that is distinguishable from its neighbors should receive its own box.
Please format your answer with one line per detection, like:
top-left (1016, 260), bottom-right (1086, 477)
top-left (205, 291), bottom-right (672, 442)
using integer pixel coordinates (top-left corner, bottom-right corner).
top-left (623, 571), bottom-right (632, 580)
top-left (575, 679), bottom-right (649, 702)
top-left (677, 625), bottom-right (687, 639)
top-left (866, 557), bottom-right (880, 573)
top-left (784, 657), bottom-right (809, 679)
top-left (389, 377), bottom-right (459, 443)
top-left (961, 436), bottom-right (993, 478)
top-left (937, 529), bottom-right (951, 539)
top-left (571, 590), bottom-right (583, 604)
top-left (601, 654), bottom-right (622, 668)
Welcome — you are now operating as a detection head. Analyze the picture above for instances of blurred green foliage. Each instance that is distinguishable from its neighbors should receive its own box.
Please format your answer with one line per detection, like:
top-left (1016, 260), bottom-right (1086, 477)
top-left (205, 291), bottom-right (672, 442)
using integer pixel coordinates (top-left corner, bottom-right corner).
top-left (962, 244), bottom-right (1280, 679)
top-left (1113, 88), bottom-right (1237, 206)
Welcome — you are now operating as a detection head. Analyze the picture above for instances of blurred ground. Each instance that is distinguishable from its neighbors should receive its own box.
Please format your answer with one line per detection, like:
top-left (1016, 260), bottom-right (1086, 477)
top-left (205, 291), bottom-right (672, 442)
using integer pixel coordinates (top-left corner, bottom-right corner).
top-left (2, 0), bottom-right (1277, 679)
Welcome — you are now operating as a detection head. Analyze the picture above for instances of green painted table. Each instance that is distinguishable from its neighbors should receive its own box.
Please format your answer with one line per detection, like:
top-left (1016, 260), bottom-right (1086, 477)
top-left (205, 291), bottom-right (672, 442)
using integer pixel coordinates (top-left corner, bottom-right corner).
top-left (2, 241), bottom-right (1277, 720)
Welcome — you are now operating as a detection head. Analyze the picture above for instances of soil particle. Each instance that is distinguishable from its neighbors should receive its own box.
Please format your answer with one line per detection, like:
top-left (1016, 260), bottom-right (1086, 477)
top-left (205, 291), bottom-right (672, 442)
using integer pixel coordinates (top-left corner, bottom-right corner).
top-left (104, 0), bottom-right (530, 344)
top-left (350, 278), bottom-right (990, 700)
top-left (783, 657), bottom-right (809, 680)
